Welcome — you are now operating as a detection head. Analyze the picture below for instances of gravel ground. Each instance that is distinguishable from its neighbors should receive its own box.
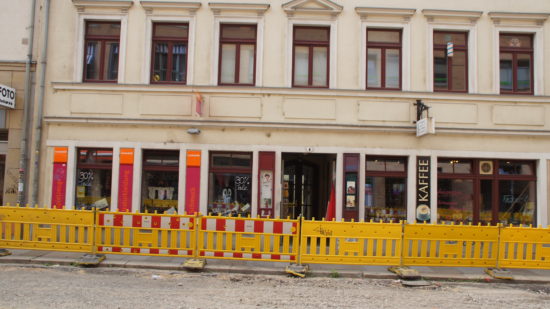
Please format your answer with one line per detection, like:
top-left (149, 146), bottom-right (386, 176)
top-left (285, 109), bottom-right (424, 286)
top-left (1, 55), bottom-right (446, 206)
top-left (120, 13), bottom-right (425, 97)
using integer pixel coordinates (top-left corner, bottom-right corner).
top-left (0, 264), bottom-right (549, 309)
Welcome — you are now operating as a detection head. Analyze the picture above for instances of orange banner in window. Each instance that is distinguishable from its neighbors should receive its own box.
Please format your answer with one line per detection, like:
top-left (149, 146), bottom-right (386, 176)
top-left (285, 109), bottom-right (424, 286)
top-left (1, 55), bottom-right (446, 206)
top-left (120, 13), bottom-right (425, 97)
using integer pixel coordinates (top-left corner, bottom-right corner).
top-left (187, 150), bottom-right (201, 167)
top-left (53, 147), bottom-right (68, 163)
top-left (120, 148), bottom-right (134, 165)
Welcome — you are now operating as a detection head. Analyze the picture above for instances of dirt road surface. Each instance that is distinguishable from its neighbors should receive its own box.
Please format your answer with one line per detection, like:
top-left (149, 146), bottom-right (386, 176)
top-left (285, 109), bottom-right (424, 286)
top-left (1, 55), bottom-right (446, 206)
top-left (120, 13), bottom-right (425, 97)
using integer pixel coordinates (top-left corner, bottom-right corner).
top-left (0, 264), bottom-right (549, 309)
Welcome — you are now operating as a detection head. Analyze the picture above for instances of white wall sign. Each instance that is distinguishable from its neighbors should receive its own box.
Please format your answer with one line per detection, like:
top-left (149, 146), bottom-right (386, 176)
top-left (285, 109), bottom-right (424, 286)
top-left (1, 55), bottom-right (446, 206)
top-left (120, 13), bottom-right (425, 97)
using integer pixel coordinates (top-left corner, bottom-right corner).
top-left (416, 117), bottom-right (435, 137)
top-left (0, 84), bottom-right (16, 109)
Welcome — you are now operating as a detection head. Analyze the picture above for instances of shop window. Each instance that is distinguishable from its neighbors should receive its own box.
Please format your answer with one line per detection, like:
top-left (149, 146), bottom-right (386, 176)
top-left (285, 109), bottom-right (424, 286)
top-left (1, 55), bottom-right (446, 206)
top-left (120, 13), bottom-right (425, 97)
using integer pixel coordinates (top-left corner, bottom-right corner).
top-left (367, 29), bottom-right (401, 90)
top-left (365, 156), bottom-right (407, 222)
top-left (219, 24), bottom-right (256, 85)
top-left (293, 26), bottom-right (330, 88)
top-left (151, 23), bottom-right (188, 84)
top-left (433, 31), bottom-right (468, 92)
top-left (141, 150), bottom-right (179, 213)
top-left (437, 159), bottom-right (536, 226)
top-left (75, 148), bottom-right (113, 210)
top-left (83, 21), bottom-right (120, 82)
top-left (208, 152), bottom-right (252, 216)
top-left (499, 33), bottom-right (533, 94)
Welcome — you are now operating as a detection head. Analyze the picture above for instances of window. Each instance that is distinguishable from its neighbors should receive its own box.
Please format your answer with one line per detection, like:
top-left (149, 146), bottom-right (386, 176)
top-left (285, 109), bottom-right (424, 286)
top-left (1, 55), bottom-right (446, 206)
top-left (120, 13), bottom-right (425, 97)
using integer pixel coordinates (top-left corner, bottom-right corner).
top-left (293, 26), bottom-right (330, 88)
top-left (365, 156), bottom-right (407, 223)
top-left (208, 152), bottom-right (252, 216)
top-left (75, 148), bottom-right (113, 210)
top-left (433, 31), bottom-right (468, 92)
top-left (219, 24), bottom-right (256, 85)
top-left (141, 150), bottom-right (179, 213)
top-left (367, 29), bottom-right (401, 90)
top-left (151, 23), bottom-right (189, 84)
top-left (500, 33), bottom-right (533, 94)
top-left (437, 159), bottom-right (536, 226)
top-left (83, 21), bottom-right (120, 82)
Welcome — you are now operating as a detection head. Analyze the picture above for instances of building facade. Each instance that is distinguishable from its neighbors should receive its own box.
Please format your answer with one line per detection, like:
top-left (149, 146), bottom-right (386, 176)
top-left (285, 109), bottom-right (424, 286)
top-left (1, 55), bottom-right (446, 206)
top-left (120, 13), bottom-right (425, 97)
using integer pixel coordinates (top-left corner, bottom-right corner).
top-left (0, 0), bottom-right (39, 205)
top-left (36, 0), bottom-right (550, 226)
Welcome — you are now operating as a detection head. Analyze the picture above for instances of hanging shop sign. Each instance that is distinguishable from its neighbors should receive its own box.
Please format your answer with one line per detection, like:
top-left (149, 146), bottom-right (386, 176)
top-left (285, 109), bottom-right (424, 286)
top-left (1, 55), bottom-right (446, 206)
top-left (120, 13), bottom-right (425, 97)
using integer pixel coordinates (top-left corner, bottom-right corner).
top-left (416, 156), bottom-right (431, 222)
top-left (0, 84), bottom-right (16, 109)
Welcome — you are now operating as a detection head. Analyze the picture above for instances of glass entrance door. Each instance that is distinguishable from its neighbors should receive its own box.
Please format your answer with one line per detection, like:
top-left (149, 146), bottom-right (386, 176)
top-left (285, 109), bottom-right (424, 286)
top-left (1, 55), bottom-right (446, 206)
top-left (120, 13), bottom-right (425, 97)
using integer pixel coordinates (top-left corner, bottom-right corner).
top-left (282, 160), bottom-right (315, 219)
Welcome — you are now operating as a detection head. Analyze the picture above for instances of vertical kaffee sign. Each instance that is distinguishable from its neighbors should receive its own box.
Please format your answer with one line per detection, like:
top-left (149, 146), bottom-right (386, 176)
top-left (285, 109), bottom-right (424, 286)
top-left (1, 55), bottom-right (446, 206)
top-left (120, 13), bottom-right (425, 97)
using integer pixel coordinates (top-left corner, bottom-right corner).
top-left (416, 156), bottom-right (431, 222)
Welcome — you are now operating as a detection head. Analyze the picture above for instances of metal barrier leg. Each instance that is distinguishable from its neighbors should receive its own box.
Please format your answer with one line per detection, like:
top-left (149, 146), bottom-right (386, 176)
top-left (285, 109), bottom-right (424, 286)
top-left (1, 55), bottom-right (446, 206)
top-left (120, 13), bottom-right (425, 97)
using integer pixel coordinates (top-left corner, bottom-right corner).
top-left (286, 216), bottom-right (308, 277)
top-left (388, 220), bottom-right (421, 280)
top-left (77, 207), bottom-right (105, 267)
top-left (485, 224), bottom-right (513, 280)
top-left (182, 213), bottom-right (206, 271)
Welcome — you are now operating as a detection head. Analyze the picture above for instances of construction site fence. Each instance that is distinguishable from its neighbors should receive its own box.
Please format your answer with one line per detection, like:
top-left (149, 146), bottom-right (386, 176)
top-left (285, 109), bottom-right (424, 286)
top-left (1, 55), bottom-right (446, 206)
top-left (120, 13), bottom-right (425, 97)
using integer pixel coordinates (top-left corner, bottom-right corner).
top-left (0, 206), bottom-right (549, 269)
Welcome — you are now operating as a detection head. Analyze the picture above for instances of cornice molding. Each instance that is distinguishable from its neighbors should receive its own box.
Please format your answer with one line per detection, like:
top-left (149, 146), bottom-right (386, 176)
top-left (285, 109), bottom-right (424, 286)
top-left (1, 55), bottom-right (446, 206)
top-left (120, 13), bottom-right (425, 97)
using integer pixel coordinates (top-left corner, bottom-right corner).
top-left (140, 1), bottom-right (201, 15)
top-left (72, 0), bottom-right (133, 13)
top-left (282, 0), bottom-right (343, 18)
top-left (422, 9), bottom-right (482, 24)
top-left (488, 12), bottom-right (550, 26)
top-left (355, 7), bottom-right (416, 21)
top-left (208, 2), bottom-right (270, 16)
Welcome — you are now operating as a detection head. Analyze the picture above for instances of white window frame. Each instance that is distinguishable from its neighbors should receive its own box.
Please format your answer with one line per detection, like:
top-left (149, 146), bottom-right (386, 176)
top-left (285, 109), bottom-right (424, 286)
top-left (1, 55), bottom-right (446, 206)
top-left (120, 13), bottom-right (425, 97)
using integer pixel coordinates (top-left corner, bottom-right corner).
top-left (426, 23), bottom-right (478, 94)
top-left (211, 16), bottom-right (265, 87)
top-left (74, 13), bottom-right (129, 83)
top-left (492, 26), bottom-right (544, 95)
top-left (143, 15), bottom-right (197, 85)
top-left (360, 21), bottom-right (411, 91)
top-left (286, 19), bottom-right (337, 88)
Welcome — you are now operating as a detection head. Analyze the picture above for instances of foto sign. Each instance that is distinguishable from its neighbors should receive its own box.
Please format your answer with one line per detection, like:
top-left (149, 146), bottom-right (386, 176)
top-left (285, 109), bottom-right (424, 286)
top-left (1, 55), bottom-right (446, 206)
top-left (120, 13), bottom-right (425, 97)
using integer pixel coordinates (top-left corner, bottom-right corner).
top-left (0, 84), bottom-right (15, 109)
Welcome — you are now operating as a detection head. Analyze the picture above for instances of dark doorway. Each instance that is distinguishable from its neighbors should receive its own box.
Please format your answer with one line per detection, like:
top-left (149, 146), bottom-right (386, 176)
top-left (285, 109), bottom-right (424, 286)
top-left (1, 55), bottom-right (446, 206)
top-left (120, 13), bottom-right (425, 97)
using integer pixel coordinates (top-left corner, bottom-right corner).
top-left (281, 153), bottom-right (335, 220)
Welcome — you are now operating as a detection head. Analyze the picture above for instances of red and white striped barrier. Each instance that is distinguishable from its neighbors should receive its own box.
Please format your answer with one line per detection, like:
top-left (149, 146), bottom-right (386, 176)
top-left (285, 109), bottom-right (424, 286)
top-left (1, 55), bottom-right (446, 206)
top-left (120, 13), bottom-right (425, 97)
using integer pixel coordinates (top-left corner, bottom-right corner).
top-left (96, 213), bottom-right (195, 257)
top-left (198, 217), bottom-right (298, 262)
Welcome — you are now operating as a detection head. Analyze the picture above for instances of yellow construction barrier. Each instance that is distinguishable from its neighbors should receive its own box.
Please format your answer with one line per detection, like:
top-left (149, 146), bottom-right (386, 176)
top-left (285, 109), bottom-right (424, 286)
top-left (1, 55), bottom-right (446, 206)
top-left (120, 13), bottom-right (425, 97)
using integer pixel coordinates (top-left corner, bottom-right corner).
top-left (197, 215), bottom-right (299, 262)
top-left (300, 219), bottom-right (402, 265)
top-left (498, 226), bottom-right (550, 269)
top-left (403, 223), bottom-right (499, 267)
top-left (0, 206), bottom-right (94, 252)
top-left (95, 211), bottom-right (195, 257)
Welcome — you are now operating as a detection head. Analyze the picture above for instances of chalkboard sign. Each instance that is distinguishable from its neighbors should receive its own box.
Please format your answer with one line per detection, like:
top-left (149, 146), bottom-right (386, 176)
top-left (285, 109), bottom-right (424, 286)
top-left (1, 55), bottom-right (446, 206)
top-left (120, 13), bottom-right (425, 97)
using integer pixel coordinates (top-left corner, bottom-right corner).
top-left (234, 175), bottom-right (251, 204)
top-left (78, 169), bottom-right (94, 186)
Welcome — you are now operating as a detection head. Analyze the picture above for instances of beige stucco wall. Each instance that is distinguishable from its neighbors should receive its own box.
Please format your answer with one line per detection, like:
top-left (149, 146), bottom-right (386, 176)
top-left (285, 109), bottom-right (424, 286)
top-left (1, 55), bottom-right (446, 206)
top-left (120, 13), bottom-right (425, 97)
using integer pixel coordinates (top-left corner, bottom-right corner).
top-left (35, 0), bottom-right (550, 223)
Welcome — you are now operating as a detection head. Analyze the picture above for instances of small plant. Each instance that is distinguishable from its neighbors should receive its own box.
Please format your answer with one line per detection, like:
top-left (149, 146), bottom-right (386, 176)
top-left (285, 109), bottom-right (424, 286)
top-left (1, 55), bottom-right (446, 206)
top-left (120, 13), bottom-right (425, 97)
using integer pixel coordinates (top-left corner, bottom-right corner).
top-left (329, 270), bottom-right (340, 278)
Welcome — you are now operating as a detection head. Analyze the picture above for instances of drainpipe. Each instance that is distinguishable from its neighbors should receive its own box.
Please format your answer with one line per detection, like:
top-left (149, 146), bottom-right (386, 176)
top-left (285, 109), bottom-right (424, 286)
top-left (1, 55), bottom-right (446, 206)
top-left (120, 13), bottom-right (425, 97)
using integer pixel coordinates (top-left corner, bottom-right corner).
top-left (17, 0), bottom-right (38, 206)
top-left (30, 0), bottom-right (50, 207)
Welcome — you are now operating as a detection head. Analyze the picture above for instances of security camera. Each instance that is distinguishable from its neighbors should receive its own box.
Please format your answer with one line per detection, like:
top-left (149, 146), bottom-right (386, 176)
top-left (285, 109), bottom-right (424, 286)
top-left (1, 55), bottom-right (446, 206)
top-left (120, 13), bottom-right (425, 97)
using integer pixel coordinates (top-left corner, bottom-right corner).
top-left (187, 128), bottom-right (201, 135)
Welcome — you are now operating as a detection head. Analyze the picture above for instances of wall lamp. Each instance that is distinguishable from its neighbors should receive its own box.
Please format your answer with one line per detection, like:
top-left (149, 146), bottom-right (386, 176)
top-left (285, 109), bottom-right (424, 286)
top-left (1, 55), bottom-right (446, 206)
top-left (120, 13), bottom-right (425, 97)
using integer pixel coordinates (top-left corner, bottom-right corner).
top-left (187, 128), bottom-right (201, 135)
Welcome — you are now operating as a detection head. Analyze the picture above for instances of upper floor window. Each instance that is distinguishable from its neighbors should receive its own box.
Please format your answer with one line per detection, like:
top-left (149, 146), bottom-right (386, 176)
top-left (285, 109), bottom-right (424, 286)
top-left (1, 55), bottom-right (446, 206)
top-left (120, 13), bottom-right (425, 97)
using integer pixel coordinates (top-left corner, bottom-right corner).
top-left (83, 21), bottom-right (120, 82)
top-left (219, 24), bottom-right (257, 86)
top-left (433, 31), bottom-right (468, 92)
top-left (500, 33), bottom-right (533, 95)
top-left (151, 23), bottom-right (189, 84)
top-left (367, 29), bottom-right (401, 90)
top-left (293, 26), bottom-right (329, 88)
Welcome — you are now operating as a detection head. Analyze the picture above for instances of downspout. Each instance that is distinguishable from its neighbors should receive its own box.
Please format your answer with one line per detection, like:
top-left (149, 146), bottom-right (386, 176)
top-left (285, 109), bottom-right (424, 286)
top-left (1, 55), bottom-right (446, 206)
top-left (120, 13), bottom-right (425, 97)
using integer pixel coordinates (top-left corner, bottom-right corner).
top-left (17, 0), bottom-right (38, 206)
top-left (30, 0), bottom-right (50, 207)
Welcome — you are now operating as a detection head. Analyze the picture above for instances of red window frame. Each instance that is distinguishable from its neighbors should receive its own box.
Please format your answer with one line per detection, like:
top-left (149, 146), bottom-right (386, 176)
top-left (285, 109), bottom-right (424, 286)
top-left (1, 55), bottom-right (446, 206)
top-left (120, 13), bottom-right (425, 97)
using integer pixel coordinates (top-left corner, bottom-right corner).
top-left (365, 156), bottom-right (408, 223)
top-left (218, 24), bottom-right (257, 86)
top-left (150, 23), bottom-right (189, 84)
top-left (433, 31), bottom-right (468, 93)
top-left (499, 33), bottom-right (534, 95)
top-left (292, 26), bottom-right (330, 88)
top-left (366, 29), bottom-right (402, 90)
top-left (83, 21), bottom-right (120, 83)
top-left (437, 158), bottom-right (536, 225)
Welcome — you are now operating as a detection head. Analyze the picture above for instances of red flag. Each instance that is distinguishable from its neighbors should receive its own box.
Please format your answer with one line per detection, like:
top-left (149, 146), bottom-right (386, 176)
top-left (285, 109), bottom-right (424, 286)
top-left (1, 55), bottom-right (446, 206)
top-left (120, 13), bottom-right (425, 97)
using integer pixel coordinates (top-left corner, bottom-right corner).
top-left (325, 182), bottom-right (335, 220)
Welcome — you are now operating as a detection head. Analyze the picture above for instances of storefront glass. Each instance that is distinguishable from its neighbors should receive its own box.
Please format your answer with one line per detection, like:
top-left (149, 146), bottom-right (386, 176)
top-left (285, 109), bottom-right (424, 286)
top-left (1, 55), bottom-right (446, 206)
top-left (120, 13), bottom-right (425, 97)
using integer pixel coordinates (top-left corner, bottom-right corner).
top-left (141, 150), bottom-right (179, 213)
top-left (365, 156), bottom-right (407, 222)
top-left (437, 158), bottom-right (536, 226)
top-left (437, 178), bottom-right (473, 223)
top-left (75, 148), bottom-right (112, 210)
top-left (208, 152), bottom-right (252, 216)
